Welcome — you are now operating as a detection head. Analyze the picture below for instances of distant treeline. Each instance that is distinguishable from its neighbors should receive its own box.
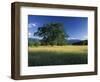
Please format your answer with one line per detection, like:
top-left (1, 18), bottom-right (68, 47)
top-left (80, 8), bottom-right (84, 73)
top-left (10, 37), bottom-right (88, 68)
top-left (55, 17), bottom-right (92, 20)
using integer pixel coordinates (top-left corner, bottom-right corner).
top-left (28, 38), bottom-right (88, 47)
top-left (72, 40), bottom-right (88, 45)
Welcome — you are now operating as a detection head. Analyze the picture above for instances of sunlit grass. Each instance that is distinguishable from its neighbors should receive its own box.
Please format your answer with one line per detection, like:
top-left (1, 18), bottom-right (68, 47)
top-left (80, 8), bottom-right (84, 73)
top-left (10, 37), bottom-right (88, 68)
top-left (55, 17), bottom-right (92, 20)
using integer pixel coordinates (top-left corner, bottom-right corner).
top-left (28, 46), bottom-right (88, 66)
top-left (28, 46), bottom-right (87, 54)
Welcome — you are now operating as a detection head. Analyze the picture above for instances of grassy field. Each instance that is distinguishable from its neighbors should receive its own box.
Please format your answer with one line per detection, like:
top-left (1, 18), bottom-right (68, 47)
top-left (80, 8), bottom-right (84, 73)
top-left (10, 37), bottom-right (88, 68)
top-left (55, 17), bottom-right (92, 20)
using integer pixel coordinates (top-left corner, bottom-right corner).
top-left (28, 46), bottom-right (88, 66)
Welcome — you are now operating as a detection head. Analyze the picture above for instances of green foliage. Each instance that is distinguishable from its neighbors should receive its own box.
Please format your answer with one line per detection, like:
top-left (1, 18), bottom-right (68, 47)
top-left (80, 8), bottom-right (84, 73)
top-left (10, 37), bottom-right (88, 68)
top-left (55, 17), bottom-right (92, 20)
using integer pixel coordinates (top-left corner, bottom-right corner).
top-left (34, 41), bottom-right (41, 46)
top-left (28, 42), bottom-right (33, 47)
top-left (83, 40), bottom-right (88, 45)
top-left (28, 39), bottom-right (41, 47)
top-left (34, 22), bottom-right (68, 46)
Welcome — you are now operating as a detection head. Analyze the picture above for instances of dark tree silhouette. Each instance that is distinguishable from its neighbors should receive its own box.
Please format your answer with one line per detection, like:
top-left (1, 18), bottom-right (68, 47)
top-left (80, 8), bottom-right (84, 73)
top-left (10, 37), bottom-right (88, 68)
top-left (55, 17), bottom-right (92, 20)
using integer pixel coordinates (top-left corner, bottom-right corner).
top-left (34, 22), bottom-right (68, 46)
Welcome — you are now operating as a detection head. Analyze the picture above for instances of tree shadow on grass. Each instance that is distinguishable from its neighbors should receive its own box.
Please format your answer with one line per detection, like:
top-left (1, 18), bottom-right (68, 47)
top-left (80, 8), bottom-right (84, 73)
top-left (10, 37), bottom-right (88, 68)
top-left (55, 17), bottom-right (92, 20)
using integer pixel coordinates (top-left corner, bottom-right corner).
top-left (28, 51), bottom-right (87, 66)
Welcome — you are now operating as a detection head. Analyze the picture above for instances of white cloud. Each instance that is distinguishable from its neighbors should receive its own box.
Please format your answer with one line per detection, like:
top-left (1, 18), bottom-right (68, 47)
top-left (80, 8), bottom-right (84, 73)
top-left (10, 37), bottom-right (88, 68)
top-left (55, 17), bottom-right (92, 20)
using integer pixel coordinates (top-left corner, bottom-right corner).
top-left (28, 32), bottom-right (42, 39)
top-left (82, 35), bottom-right (88, 40)
top-left (28, 32), bottom-right (33, 38)
top-left (32, 23), bottom-right (36, 27)
top-left (28, 32), bottom-right (31, 36)
top-left (67, 35), bottom-right (88, 40)
top-left (67, 37), bottom-right (78, 40)
top-left (28, 23), bottom-right (37, 28)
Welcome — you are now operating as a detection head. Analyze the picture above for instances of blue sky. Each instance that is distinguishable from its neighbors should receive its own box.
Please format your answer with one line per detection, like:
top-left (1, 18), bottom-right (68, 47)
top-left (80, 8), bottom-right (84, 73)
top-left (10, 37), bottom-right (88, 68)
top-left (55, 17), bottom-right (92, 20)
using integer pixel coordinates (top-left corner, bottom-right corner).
top-left (28, 15), bottom-right (88, 40)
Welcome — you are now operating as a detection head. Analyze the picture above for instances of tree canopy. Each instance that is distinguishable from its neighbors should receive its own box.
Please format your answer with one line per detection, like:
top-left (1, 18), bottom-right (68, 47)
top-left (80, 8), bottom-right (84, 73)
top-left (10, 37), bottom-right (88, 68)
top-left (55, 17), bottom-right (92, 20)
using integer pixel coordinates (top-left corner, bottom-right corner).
top-left (34, 22), bottom-right (68, 46)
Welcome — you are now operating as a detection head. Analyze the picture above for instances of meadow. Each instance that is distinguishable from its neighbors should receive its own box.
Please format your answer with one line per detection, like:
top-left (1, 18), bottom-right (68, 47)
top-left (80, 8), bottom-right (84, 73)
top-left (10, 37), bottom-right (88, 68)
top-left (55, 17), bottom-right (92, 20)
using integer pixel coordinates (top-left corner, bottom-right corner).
top-left (28, 46), bottom-right (88, 66)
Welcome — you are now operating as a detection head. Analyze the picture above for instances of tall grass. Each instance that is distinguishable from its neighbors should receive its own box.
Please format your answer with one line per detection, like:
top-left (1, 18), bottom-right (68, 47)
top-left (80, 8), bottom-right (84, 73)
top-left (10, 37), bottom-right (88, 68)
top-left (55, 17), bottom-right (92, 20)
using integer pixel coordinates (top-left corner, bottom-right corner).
top-left (28, 46), bottom-right (87, 66)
